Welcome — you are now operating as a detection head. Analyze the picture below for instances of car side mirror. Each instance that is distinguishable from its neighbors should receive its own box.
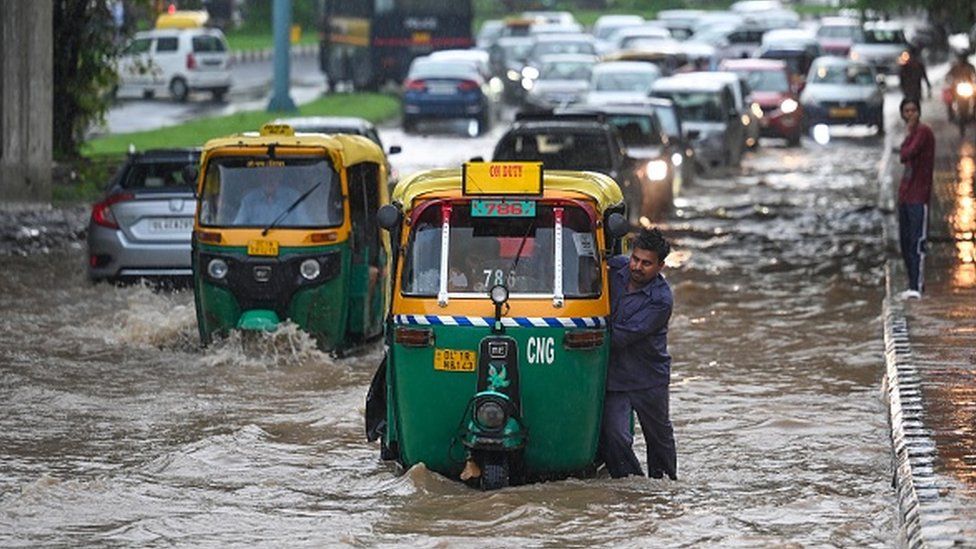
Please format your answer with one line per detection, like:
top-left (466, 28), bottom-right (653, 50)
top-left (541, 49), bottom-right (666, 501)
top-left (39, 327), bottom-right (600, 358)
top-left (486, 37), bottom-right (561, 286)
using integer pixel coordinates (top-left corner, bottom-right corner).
top-left (182, 164), bottom-right (199, 187)
top-left (377, 204), bottom-right (402, 231)
top-left (388, 145), bottom-right (402, 155)
top-left (606, 212), bottom-right (629, 239)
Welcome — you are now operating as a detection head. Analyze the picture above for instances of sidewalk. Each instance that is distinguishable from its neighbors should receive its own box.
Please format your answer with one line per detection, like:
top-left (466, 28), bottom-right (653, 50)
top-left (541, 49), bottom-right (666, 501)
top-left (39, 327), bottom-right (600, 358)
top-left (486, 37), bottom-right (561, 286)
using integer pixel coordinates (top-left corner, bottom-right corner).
top-left (882, 80), bottom-right (976, 545)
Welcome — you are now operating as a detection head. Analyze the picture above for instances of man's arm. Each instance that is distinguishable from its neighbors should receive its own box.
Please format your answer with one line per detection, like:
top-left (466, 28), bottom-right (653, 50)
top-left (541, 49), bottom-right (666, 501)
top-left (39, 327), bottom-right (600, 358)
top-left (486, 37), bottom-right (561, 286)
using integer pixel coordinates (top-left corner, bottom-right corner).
top-left (611, 297), bottom-right (672, 350)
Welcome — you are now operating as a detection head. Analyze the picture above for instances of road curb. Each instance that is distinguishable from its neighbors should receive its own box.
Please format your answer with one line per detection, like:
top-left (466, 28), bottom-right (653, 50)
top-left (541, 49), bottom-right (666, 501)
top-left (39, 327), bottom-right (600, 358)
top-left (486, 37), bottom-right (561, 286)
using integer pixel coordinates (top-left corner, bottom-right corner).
top-left (882, 264), bottom-right (929, 549)
top-left (229, 43), bottom-right (317, 65)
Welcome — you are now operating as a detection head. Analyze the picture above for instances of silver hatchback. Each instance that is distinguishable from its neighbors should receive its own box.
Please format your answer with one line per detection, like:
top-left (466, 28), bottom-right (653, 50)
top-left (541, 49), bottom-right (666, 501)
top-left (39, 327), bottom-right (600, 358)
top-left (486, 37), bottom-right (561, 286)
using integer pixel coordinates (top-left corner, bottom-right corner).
top-left (87, 149), bottom-right (200, 281)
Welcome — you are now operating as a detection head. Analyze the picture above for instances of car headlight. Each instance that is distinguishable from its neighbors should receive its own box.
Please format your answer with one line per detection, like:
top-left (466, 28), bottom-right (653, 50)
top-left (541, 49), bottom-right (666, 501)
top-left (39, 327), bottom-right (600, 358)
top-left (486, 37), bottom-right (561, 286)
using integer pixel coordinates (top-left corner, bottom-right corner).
top-left (521, 66), bottom-right (539, 80)
top-left (780, 98), bottom-right (798, 114)
top-left (671, 152), bottom-right (683, 167)
top-left (646, 159), bottom-right (669, 181)
top-left (521, 78), bottom-right (534, 91)
top-left (957, 82), bottom-right (974, 98)
top-left (300, 258), bottom-right (321, 280)
top-left (741, 114), bottom-right (751, 126)
top-left (850, 51), bottom-right (860, 61)
top-left (207, 258), bottom-right (228, 279)
top-left (490, 284), bottom-right (509, 305)
top-left (475, 400), bottom-right (507, 429)
top-left (751, 102), bottom-right (763, 118)
top-left (507, 69), bottom-right (520, 81)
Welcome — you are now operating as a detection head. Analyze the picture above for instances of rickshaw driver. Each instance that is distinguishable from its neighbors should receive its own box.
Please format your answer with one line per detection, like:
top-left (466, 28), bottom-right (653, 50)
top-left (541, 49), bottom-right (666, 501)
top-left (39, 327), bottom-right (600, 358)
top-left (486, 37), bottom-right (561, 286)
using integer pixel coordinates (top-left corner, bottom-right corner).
top-left (599, 227), bottom-right (677, 480)
top-left (232, 175), bottom-right (314, 226)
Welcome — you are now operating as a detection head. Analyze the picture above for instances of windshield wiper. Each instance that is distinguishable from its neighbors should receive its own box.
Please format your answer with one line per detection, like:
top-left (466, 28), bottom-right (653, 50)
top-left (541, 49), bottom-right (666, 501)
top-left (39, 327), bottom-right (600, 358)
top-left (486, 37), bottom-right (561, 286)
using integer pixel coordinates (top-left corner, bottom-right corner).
top-left (506, 219), bottom-right (536, 286)
top-left (261, 181), bottom-right (322, 236)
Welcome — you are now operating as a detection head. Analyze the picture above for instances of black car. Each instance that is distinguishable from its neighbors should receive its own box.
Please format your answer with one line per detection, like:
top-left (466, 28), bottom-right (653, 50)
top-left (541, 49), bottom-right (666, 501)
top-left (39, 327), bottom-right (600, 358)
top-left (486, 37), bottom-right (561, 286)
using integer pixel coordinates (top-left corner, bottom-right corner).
top-left (492, 113), bottom-right (653, 223)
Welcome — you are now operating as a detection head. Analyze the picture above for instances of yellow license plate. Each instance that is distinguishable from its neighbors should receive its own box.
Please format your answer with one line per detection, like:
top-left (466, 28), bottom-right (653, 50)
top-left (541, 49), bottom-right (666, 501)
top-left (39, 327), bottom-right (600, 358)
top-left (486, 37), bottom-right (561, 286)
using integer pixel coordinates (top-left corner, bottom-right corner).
top-left (434, 349), bottom-right (477, 372)
top-left (829, 107), bottom-right (857, 118)
top-left (247, 239), bottom-right (279, 256)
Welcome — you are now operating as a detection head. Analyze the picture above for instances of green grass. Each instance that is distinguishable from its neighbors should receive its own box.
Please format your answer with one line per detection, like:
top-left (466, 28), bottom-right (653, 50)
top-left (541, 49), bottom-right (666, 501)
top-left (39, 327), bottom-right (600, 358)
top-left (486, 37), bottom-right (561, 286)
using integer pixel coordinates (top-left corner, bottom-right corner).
top-left (223, 29), bottom-right (318, 52)
top-left (82, 93), bottom-right (401, 157)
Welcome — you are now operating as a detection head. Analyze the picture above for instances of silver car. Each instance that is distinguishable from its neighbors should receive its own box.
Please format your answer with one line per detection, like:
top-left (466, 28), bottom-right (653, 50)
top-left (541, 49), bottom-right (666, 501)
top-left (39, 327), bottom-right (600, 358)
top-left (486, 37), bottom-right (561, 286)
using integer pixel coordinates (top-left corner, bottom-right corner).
top-left (87, 149), bottom-right (200, 281)
top-left (850, 22), bottom-right (909, 75)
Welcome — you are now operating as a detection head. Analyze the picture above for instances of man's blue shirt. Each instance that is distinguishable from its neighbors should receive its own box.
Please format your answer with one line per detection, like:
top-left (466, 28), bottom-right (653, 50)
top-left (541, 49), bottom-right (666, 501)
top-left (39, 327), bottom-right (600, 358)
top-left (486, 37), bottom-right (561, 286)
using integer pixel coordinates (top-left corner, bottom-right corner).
top-left (607, 254), bottom-right (673, 391)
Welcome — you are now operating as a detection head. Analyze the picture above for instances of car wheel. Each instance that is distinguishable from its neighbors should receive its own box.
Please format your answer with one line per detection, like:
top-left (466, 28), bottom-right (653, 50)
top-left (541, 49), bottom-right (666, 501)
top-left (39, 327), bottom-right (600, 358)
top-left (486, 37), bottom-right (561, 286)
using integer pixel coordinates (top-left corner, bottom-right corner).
top-left (169, 77), bottom-right (189, 102)
top-left (478, 111), bottom-right (491, 135)
top-left (211, 87), bottom-right (228, 102)
top-left (787, 133), bottom-right (801, 147)
top-left (402, 116), bottom-right (416, 134)
top-left (142, 89), bottom-right (155, 100)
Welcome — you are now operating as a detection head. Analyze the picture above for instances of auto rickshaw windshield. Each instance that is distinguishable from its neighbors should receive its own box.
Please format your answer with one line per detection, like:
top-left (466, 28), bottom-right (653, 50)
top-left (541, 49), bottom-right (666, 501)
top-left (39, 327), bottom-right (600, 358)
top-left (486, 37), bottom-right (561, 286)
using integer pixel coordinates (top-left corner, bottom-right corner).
top-left (401, 203), bottom-right (602, 298)
top-left (198, 156), bottom-right (343, 228)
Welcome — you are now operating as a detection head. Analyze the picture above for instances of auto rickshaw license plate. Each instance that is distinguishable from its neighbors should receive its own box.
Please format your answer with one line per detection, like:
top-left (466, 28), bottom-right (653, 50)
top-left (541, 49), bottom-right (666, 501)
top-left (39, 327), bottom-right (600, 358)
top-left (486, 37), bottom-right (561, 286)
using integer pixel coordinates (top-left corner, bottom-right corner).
top-left (471, 199), bottom-right (536, 217)
top-left (434, 349), bottom-right (477, 372)
top-left (247, 239), bottom-right (279, 257)
top-left (829, 107), bottom-right (857, 118)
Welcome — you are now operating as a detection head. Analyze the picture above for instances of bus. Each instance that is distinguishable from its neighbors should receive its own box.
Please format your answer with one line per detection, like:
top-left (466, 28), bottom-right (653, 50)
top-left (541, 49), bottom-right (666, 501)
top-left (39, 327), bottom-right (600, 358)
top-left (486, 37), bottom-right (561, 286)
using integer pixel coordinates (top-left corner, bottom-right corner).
top-left (320, 0), bottom-right (474, 91)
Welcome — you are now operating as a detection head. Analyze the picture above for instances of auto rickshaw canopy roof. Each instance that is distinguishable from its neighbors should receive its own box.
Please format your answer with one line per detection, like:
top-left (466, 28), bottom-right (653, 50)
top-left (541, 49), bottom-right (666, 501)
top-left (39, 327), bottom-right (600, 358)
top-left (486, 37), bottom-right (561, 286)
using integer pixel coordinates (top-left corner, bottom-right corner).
top-left (392, 167), bottom-right (624, 214)
top-left (200, 129), bottom-right (386, 168)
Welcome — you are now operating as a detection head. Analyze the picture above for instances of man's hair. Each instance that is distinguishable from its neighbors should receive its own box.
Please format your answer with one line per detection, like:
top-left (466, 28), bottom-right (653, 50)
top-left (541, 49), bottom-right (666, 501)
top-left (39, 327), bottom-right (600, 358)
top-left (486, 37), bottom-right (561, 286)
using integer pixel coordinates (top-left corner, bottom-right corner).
top-left (631, 227), bottom-right (670, 262)
top-left (900, 97), bottom-right (921, 118)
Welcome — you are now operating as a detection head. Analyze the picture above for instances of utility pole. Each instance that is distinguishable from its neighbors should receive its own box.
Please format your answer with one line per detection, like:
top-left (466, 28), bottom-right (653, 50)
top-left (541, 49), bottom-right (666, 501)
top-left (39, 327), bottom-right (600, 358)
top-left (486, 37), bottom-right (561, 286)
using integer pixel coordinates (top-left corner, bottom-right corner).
top-left (267, 0), bottom-right (297, 112)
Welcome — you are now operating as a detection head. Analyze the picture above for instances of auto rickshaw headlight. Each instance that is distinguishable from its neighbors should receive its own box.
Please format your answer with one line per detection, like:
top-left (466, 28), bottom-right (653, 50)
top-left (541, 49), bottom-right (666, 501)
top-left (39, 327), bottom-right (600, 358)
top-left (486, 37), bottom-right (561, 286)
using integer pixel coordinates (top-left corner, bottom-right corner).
top-left (475, 400), bottom-right (507, 430)
top-left (300, 258), bottom-right (321, 280)
top-left (490, 284), bottom-right (509, 305)
top-left (207, 258), bottom-right (228, 279)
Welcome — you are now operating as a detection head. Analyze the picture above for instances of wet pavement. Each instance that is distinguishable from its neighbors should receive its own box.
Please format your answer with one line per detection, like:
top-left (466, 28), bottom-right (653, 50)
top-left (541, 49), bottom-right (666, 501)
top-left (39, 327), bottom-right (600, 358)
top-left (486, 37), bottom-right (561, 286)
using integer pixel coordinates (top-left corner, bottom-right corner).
top-left (1, 96), bottom-right (905, 544)
top-left (882, 81), bottom-right (976, 545)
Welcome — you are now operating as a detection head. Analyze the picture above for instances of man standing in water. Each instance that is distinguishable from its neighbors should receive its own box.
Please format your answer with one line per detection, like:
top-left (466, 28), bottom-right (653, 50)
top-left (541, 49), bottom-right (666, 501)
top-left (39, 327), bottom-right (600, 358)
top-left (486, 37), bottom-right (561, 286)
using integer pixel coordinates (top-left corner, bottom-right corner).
top-left (600, 228), bottom-right (677, 479)
top-left (897, 97), bottom-right (935, 299)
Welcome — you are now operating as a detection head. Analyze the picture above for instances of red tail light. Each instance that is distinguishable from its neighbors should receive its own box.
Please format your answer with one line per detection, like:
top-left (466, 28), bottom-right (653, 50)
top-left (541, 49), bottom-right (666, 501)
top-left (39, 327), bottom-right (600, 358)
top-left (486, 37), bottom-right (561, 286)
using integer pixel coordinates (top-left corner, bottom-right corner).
top-left (564, 329), bottom-right (605, 350)
top-left (404, 79), bottom-right (427, 92)
top-left (457, 80), bottom-right (479, 92)
top-left (90, 193), bottom-right (134, 229)
top-left (395, 326), bottom-right (434, 347)
top-left (186, 53), bottom-right (197, 70)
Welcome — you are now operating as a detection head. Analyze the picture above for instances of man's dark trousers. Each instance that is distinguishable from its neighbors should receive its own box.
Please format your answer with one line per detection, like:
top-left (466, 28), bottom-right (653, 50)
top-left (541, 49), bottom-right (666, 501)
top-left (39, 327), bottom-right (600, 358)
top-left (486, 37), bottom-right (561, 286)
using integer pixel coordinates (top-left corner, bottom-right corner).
top-left (600, 386), bottom-right (677, 479)
top-left (898, 203), bottom-right (928, 292)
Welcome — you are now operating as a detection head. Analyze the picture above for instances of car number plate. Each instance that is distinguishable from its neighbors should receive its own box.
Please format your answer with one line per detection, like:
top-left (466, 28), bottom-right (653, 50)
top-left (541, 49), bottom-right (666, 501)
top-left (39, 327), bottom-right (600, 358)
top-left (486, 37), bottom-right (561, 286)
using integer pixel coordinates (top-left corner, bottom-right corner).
top-left (149, 218), bottom-right (193, 232)
top-left (433, 349), bottom-right (476, 372)
top-left (471, 199), bottom-right (536, 217)
top-left (829, 107), bottom-right (857, 118)
top-left (247, 239), bottom-right (279, 257)
top-left (428, 84), bottom-right (457, 95)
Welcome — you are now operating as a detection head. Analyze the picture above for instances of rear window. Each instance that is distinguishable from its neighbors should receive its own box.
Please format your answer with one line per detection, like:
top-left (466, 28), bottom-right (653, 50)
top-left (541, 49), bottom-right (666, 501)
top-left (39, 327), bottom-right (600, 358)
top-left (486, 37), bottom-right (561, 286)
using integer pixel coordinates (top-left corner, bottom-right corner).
top-left (192, 35), bottom-right (226, 53)
top-left (156, 37), bottom-right (179, 52)
top-left (121, 160), bottom-right (196, 190)
top-left (408, 60), bottom-right (479, 80)
top-left (495, 131), bottom-right (613, 171)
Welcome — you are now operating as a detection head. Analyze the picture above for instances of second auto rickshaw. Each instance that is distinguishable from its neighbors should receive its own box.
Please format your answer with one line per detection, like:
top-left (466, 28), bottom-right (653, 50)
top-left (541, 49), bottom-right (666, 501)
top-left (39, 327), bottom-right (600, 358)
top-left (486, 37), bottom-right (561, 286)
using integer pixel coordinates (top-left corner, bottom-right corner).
top-left (190, 123), bottom-right (390, 352)
top-left (367, 161), bottom-right (628, 489)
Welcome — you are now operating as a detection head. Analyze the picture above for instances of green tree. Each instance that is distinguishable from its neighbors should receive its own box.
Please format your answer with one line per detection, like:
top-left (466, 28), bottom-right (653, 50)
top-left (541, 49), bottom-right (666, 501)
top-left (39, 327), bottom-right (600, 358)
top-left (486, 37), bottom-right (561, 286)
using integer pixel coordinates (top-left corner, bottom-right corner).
top-left (52, 1), bottom-right (133, 158)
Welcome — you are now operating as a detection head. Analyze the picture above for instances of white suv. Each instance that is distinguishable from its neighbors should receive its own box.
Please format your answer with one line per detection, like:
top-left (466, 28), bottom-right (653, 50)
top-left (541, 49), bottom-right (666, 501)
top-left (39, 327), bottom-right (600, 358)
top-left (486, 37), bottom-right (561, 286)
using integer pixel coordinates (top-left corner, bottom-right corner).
top-left (117, 27), bottom-right (232, 102)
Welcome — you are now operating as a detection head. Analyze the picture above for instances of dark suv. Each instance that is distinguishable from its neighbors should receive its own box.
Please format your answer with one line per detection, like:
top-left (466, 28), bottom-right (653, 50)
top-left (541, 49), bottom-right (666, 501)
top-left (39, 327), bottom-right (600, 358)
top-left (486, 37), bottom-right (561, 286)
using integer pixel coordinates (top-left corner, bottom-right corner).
top-left (492, 113), bottom-right (653, 223)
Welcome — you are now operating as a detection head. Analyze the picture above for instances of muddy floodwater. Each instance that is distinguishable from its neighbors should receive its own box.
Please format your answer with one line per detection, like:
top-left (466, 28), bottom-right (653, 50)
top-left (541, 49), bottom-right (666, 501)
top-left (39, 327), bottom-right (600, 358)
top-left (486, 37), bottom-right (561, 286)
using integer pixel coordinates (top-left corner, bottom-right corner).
top-left (1, 133), bottom-right (895, 545)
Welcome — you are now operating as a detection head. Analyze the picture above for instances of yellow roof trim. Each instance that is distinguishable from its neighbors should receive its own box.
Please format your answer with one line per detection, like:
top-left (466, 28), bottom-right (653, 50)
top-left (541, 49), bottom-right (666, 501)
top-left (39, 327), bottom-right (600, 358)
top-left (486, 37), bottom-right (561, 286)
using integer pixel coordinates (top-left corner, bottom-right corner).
top-left (201, 132), bottom-right (385, 168)
top-left (392, 168), bottom-right (624, 213)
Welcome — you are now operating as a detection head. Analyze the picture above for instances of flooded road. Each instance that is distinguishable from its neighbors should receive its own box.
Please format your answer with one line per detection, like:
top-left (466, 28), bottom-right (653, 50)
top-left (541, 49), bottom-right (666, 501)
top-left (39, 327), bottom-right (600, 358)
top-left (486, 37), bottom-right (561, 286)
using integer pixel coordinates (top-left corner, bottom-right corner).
top-left (1, 124), bottom-right (895, 545)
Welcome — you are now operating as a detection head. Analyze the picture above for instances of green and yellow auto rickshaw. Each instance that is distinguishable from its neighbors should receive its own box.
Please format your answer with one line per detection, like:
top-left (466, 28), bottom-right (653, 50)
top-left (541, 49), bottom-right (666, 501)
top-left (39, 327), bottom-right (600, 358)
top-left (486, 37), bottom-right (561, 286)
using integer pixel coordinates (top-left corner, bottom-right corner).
top-left (190, 123), bottom-right (390, 352)
top-left (367, 161), bottom-right (629, 489)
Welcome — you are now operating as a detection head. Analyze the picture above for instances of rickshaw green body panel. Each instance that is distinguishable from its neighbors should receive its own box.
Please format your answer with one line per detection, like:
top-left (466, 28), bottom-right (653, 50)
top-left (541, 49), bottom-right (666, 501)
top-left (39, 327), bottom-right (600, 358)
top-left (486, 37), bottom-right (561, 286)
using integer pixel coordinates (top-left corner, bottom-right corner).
top-left (194, 242), bottom-right (353, 350)
top-left (388, 324), bottom-right (608, 478)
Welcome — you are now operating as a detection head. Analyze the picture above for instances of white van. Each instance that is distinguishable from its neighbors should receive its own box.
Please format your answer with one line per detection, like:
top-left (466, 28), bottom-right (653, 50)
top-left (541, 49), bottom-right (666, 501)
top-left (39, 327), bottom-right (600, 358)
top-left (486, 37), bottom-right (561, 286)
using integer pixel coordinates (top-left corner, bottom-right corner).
top-left (116, 27), bottom-right (232, 102)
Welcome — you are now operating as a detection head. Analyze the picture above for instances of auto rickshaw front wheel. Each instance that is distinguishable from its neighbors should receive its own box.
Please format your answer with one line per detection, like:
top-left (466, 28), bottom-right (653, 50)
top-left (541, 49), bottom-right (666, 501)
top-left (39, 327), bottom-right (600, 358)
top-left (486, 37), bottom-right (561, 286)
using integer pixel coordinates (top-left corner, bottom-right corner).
top-left (479, 452), bottom-right (510, 491)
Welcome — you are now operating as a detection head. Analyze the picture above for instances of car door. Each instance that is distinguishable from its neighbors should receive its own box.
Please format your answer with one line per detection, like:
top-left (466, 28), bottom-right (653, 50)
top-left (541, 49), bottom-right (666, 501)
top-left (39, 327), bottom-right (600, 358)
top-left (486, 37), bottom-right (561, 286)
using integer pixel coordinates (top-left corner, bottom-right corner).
top-left (151, 35), bottom-right (181, 87)
top-left (118, 36), bottom-right (154, 89)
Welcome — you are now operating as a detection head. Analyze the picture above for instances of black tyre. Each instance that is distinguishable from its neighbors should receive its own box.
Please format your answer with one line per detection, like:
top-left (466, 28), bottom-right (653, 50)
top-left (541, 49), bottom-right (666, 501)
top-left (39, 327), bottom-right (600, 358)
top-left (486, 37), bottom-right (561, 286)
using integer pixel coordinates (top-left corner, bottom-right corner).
top-left (403, 116), bottom-right (416, 134)
top-left (211, 87), bottom-right (228, 102)
top-left (169, 77), bottom-right (189, 102)
top-left (479, 453), bottom-right (510, 490)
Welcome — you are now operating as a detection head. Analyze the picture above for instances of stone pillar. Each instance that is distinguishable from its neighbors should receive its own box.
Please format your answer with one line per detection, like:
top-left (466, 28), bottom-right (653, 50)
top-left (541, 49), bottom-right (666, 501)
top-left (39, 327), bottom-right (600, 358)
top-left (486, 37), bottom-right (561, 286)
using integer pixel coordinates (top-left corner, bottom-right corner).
top-left (1, 0), bottom-right (53, 204)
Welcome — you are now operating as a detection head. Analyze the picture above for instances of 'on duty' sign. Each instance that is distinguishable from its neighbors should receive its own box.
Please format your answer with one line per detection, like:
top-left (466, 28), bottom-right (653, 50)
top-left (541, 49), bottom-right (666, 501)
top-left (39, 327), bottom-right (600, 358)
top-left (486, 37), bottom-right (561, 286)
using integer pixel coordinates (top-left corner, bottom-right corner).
top-left (462, 161), bottom-right (543, 196)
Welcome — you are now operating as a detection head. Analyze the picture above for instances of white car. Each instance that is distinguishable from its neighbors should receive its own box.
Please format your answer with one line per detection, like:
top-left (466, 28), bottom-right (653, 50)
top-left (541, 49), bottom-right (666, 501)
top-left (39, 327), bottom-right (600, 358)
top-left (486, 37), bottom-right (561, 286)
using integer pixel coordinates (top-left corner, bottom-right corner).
top-left (116, 27), bottom-right (232, 102)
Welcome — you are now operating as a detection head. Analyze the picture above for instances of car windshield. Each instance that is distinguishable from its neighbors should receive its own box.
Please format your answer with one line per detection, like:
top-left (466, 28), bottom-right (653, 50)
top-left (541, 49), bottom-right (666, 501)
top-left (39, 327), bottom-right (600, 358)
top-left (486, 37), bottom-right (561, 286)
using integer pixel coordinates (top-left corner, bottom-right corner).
top-left (863, 29), bottom-right (905, 44)
top-left (198, 156), bottom-right (343, 228)
top-left (501, 42), bottom-right (533, 61)
top-left (539, 60), bottom-right (593, 80)
top-left (533, 41), bottom-right (596, 57)
top-left (659, 91), bottom-right (724, 122)
top-left (810, 64), bottom-right (874, 85)
top-left (495, 131), bottom-right (613, 171)
top-left (401, 203), bottom-right (600, 298)
top-left (734, 69), bottom-right (790, 92)
top-left (817, 25), bottom-right (863, 41)
top-left (607, 114), bottom-right (663, 146)
top-left (121, 159), bottom-right (197, 190)
top-left (648, 105), bottom-right (680, 136)
top-left (593, 69), bottom-right (659, 91)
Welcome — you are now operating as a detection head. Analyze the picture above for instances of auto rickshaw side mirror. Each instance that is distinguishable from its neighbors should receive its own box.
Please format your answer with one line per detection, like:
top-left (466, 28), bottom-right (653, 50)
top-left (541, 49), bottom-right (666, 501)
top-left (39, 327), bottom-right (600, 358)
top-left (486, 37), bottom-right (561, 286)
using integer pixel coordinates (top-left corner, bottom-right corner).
top-left (182, 164), bottom-right (199, 187)
top-left (388, 145), bottom-right (402, 155)
top-left (606, 212), bottom-right (629, 239)
top-left (377, 204), bottom-right (402, 231)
